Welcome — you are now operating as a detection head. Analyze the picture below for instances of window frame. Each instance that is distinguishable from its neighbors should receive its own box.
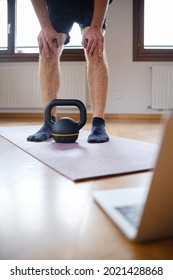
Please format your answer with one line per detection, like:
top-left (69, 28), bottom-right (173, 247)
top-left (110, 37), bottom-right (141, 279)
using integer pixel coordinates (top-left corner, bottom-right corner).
top-left (133, 0), bottom-right (173, 61)
top-left (0, 0), bottom-right (85, 62)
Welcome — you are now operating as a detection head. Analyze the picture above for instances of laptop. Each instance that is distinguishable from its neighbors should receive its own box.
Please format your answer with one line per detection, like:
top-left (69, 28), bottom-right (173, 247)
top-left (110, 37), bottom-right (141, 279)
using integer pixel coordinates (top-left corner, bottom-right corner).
top-left (93, 113), bottom-right (173, 242)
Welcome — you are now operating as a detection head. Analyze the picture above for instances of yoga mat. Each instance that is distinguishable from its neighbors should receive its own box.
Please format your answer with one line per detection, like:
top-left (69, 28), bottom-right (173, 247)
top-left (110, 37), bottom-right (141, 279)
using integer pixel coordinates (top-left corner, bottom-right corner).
top-left (0, 126), bottom-right (158, 181)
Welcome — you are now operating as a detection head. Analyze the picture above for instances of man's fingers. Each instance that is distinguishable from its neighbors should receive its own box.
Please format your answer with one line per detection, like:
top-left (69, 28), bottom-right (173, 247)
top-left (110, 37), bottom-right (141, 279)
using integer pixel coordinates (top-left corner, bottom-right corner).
top-left (84, 39), bottom-right (103, 57)
top-left (88, 41), bottom-right (97, 56)
top-left (38, 35), bottom-right (50, 57)
top-left (82, 38), bottom-right (88, 49)
top-left (38, 40), bottom-right (43, 55)
top-left (52, 38), bottom-right (59, 48)
top-left (98, 39), bottom-right (104, 57)
top-left (44, 44), bottom-right (51, 58)
top-left (86, 40), bottom-right (93, 54)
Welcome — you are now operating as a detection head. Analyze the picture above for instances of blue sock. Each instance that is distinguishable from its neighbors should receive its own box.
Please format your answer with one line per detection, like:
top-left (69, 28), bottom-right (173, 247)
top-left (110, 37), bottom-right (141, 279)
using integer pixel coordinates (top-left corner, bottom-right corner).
top-left (87, 117), bottom-right (109, 143)
top-left (27, 116), bottom-right (56, 142)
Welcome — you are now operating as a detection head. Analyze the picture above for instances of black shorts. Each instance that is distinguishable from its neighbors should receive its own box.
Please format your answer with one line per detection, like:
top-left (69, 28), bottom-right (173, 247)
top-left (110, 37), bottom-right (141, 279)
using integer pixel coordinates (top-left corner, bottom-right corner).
top-left (46, 0), bottom-right (109, 44)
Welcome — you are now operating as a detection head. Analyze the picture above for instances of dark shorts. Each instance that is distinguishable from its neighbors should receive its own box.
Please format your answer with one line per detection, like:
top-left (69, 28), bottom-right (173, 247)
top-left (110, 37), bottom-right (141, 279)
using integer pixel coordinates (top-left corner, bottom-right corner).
top-left (46, 0), bottom-right (109, 44)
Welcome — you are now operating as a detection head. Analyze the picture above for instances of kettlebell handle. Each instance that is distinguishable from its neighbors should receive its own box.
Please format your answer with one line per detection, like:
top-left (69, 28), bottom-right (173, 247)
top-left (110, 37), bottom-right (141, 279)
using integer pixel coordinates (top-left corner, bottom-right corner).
top-left (44, 99), bottom-right (87, 129)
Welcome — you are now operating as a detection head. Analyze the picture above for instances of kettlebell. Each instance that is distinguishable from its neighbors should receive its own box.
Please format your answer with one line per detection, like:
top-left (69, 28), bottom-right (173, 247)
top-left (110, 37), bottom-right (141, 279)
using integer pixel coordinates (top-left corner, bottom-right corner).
top-left (44, 99), bottom-right (87, 143)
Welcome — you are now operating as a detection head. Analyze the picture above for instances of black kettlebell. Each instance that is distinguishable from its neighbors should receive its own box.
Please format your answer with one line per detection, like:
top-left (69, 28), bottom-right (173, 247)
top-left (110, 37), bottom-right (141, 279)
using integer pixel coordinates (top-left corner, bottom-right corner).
top-left (44, 99), bottom-right (87, 143)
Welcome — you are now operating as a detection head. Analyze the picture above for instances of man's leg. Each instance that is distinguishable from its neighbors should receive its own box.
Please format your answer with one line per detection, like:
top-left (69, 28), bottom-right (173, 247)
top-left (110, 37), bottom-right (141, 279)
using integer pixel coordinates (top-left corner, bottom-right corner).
top-left (27, 45), bottom-right (63, 142)
top-left (84, 33), bottom-right (109, 143)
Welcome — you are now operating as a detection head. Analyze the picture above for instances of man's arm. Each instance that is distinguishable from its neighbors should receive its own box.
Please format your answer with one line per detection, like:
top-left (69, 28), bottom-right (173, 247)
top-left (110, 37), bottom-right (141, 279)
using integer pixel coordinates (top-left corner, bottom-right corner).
top-left (82, 0), bottom-right (109, 57)
top-left (91, 0), bottom-right (109, 29)
top-left (31, 0), bottom-right (62, 57)
top-left (31, 0), bottom-right (52, 29)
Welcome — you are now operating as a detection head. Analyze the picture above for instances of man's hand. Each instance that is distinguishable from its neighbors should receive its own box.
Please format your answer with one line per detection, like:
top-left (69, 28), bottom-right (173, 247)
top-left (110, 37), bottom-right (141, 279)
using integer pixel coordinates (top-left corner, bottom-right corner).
top-left (38, 26), bottom-right (63, 58)
top-left (82, 26), bottom-right (104, 57)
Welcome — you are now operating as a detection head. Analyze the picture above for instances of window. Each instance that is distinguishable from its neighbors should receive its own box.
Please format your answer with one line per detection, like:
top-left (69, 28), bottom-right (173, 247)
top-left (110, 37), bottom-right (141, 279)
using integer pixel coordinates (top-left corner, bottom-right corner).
top-left (133, 0), bottom-right (173, 61)
top-left (15, 0), bottom-right (40, 53)
top-left (0, 0), bottom-right (8, 52)
top-left (0, 0), bottom-right (84, 62)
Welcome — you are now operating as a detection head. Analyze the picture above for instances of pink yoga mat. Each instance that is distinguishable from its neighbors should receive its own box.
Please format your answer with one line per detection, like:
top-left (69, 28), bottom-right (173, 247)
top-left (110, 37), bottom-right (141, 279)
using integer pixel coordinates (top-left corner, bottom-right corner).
top-left (0, 126), bottom-right (158, 181)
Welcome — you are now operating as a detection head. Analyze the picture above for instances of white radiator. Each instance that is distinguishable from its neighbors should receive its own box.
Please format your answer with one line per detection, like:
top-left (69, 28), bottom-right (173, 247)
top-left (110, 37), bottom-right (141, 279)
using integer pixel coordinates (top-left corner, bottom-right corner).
top-left (151, 66), bottom-right (173, 109)
top-left (0, 62), bottom-right (87, 111)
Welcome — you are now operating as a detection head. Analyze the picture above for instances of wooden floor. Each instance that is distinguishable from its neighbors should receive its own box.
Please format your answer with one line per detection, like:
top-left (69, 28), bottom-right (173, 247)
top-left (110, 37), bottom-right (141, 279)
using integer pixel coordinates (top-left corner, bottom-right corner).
top-left (0, 115), bottom-right (164, 143)
top-left (0, 115), bottom-right (173, 260)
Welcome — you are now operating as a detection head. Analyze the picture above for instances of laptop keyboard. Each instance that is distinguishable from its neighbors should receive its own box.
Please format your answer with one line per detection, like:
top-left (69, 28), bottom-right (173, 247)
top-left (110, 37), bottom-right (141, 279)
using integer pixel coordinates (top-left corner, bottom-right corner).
top-left (115, 204), bottom-right (144, 228)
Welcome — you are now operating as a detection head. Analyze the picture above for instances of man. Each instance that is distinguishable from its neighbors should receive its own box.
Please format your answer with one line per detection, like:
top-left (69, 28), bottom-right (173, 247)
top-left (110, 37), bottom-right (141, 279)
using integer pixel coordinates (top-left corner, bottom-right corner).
top-left (28, 0), bottom-right (112, 143)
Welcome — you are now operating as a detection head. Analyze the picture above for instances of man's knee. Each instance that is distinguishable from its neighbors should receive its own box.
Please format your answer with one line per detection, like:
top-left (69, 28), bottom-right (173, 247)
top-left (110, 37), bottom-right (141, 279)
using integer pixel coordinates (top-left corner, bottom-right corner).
top-left (40, 47), bottom-right (62, 64)
top-left (85, 50), bottom-right (106, 67)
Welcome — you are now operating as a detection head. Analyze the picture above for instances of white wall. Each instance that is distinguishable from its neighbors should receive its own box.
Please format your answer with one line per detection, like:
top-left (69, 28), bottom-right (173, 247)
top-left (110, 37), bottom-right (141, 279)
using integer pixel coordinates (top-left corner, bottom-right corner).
top-left (105, 0), bottom-right (173, 114)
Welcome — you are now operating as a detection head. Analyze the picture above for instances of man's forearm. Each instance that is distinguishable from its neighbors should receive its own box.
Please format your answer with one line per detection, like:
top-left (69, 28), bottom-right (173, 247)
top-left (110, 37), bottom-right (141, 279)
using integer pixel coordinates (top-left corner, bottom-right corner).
top-left (31, 0), bottom-right (52, 29)
top-left (91, 0), bottom-right (109, 29)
